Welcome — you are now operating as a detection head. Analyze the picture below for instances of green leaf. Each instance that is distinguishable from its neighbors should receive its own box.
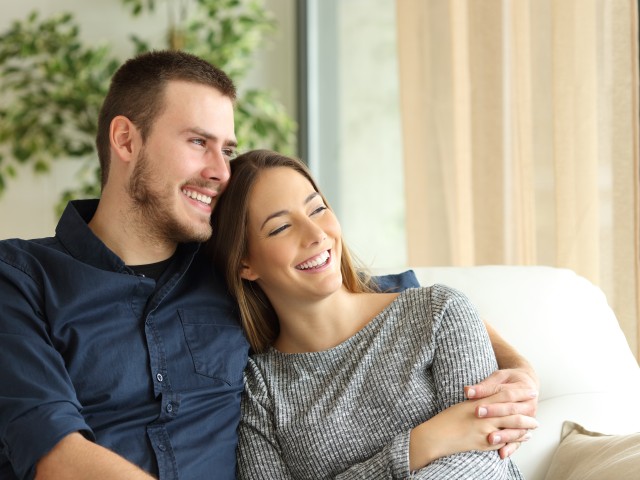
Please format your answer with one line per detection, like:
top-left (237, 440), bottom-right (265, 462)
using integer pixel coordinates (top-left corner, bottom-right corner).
top-left (0, 0), bottom-right (297, 205)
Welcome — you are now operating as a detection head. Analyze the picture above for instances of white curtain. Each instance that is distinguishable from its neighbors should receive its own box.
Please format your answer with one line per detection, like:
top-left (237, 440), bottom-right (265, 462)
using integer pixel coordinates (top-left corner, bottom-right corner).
top-left (396, 0), bottom-right (640, 359)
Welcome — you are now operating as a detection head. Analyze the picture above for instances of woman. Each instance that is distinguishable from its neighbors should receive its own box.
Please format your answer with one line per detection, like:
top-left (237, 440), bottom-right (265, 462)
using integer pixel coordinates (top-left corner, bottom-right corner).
top-left (209, 150), bottom-right (533, 479)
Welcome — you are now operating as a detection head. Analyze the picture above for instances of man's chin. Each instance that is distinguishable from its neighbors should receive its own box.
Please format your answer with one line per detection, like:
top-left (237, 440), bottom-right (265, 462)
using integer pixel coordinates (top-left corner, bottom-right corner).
top-left (173, 223), bottom-right (213, 244)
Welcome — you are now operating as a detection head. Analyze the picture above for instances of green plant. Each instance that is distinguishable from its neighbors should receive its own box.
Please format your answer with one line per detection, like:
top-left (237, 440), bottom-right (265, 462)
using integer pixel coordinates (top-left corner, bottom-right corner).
top-left (0, 0), bottom-right (297, 212)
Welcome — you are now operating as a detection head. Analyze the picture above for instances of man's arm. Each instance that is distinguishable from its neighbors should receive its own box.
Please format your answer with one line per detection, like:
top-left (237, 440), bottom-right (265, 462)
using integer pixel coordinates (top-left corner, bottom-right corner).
top-left (36, 433), bottom-right (155, 480)
top-left (484, 321), bottom-right (538, 379)
top-left (464, 320), bottom-right (540, 458)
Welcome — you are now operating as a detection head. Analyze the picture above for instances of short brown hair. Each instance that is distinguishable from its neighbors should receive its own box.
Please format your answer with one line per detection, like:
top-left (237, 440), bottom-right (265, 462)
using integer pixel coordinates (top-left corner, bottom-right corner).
top-left (95, 50), bottom-right (236, 187)
top-left (208, 149), bottom-right (374, 353)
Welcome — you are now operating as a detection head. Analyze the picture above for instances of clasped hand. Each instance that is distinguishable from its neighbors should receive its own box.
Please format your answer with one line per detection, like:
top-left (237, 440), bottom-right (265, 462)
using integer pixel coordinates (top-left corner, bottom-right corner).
top-left (408, 368), bottom-right (539, 471)
top-left (465, 367), bottom-right (540, 459)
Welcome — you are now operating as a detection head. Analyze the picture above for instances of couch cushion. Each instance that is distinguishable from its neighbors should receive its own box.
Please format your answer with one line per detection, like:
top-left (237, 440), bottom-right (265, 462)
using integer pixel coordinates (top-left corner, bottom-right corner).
top-left (544, 421), bottom-right (640, 480)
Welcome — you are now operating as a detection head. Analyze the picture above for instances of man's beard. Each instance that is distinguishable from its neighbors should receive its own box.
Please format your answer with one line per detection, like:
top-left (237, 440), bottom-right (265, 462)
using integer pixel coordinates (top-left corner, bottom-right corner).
top-left (126, 149), bottom-right (213, 244)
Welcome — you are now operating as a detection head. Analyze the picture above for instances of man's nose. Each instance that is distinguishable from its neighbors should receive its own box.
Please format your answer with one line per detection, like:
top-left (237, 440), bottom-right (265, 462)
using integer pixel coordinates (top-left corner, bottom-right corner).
top-left (202, 150), bottom-right (231, 184)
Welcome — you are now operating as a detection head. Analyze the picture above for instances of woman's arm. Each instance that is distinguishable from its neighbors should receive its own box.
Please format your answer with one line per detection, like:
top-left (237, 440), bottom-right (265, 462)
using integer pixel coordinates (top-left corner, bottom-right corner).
top-left (467, 321), bottom-right (540, 458)
top-left (408, 395), bottom-right (537, 470)
top-left (409, 286), bottom-right (525, 478)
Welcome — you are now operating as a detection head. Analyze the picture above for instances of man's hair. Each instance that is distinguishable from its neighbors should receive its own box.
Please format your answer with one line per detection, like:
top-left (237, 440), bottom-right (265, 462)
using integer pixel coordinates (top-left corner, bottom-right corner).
top-left (95, 50), bottom-right (236, 187)
top-left (207, 149), bottom-right (374, 353)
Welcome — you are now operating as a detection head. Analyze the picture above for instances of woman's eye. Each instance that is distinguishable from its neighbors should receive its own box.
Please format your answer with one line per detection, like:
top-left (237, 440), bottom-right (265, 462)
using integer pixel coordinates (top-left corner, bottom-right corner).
top-left (268, 224), bottom-right (290, 236)
top-left (311, 205), bottom-right (327, 216)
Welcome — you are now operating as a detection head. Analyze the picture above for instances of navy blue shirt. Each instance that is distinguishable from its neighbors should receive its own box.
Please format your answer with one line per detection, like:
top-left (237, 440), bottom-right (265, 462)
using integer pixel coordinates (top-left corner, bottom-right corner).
top-left (0, 200), bottom-right (249, 480)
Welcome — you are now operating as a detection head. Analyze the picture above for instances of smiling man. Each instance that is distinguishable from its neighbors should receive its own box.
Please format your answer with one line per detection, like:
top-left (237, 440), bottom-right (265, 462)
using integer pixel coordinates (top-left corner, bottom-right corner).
top-left (0, 51), bottom-right (249, 480)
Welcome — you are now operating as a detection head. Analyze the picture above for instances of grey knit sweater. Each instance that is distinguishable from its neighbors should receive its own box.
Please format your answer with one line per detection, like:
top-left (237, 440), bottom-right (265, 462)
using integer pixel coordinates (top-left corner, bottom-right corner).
top-left (237, 286), bottom-right (525, 479)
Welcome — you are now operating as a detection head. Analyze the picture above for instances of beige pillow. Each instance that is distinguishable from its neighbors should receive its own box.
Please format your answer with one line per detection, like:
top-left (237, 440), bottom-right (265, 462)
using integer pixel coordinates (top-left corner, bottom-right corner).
top-left (544, 421), bottom-right (640, 480)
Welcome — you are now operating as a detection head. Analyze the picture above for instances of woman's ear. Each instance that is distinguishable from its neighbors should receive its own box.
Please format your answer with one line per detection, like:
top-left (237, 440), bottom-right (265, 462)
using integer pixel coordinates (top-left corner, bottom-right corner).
top-left (240, 263), bottom-right (259, 281)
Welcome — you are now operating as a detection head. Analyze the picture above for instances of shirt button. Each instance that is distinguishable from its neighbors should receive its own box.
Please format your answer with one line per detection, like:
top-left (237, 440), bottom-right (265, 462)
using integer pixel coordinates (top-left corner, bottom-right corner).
top-left (166, 402), bottom-right (173, 413)
top-left (158, 444), bottom-right (167, 452)
top-left (156, 373), bottom-right (164, 382)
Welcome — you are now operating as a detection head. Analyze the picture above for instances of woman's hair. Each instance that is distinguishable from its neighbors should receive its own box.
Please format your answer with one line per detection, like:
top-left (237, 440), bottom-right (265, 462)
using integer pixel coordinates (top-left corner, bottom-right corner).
top-left (95, 50), bottom-right (236, 188)
top-left (208, 149), bottom-right (375, 353)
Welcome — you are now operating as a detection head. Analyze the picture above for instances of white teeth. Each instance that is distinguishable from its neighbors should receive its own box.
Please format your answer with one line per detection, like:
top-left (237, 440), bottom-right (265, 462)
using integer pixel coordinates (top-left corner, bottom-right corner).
top-left (296, 250), bottom-right (330, 270)
top-left (182, 189), bottom-right (212, 206)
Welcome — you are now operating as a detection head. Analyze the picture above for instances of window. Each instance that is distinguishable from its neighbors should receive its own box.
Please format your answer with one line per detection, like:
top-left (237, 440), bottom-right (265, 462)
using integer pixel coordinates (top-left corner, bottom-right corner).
top-left (299, 0), bottom-right (406, 268)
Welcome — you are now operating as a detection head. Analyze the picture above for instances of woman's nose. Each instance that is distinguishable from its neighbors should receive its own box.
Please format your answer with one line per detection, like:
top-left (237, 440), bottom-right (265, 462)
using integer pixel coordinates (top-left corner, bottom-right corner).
top-left (302, 220), bottom-right (327, 246)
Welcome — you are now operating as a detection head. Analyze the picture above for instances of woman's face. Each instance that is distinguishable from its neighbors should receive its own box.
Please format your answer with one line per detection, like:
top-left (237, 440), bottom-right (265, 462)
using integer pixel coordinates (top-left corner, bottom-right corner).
top-left (240, 167), bottom-right (343, 307)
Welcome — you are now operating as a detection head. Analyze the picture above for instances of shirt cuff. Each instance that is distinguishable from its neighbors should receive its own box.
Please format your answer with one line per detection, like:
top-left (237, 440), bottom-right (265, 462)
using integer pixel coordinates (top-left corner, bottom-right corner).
top-left (5, 401), bottom-right (93, 480)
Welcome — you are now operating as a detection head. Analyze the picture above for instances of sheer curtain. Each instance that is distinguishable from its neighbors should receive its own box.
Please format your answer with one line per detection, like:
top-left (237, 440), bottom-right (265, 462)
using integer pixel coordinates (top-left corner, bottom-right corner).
top-left (396, 0), bottom-right (640, 359)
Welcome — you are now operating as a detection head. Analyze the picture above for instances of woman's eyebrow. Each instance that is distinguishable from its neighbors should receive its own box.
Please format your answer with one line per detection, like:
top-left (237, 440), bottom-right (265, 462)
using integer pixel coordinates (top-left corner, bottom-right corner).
top-left (261, 209), bottom-right (288, 231)
top-left (304, 192), bottom-right (319, 204)
top-left (259, 192), bottom-right (320, 231)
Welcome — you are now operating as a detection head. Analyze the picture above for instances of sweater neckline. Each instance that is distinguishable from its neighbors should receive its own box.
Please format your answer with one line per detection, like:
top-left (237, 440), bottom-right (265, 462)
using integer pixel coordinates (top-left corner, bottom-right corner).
top-left (265, 289), bottom-right (414, 358)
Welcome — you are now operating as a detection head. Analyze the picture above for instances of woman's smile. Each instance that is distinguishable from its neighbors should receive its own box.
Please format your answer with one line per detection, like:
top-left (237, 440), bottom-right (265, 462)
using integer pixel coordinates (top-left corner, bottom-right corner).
top-left (295, 250), bottom-right (331, 271)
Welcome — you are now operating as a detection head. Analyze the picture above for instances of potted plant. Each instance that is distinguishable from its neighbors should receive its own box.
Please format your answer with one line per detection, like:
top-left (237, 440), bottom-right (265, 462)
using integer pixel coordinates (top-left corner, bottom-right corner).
top-left (0, 0), bottom-right (297, 213)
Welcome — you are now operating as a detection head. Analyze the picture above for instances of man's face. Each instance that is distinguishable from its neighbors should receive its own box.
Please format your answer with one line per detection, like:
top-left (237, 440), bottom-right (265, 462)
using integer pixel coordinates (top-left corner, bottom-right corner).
top-left (126, 80), bottom-right (236, 244)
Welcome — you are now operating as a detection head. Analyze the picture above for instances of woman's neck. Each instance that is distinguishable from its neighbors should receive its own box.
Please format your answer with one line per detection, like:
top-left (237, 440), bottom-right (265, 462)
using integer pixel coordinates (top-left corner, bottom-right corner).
top-left (272, 289), bottom-right (399, 354)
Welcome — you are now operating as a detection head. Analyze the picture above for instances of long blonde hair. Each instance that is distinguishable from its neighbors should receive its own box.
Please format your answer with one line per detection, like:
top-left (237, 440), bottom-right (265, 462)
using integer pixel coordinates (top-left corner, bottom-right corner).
top-left (208, 150), bottom-right (374, 353)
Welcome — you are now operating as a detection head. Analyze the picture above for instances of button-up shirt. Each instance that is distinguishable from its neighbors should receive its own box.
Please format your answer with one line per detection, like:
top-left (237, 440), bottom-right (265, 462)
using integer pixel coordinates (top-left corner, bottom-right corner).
top-left (0, 200), bottom-right (249, 480)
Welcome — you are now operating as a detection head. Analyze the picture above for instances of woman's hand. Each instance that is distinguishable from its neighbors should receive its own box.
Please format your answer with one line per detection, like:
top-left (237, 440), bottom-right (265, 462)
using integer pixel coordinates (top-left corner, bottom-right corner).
top-left (465, 367), bottom-right (539, 458)
top-left (408, 397), bottom-right (538, 471)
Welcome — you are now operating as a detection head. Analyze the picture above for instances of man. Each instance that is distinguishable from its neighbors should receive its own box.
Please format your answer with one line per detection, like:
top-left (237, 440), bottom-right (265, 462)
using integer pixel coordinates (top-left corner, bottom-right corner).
top-left (0, 51), bottom-right (537, 480)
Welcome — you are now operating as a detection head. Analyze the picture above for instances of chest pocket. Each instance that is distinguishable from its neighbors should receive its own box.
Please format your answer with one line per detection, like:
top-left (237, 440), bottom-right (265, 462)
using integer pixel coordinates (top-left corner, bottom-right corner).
top-left (179, 309), bottom-right (249, 385)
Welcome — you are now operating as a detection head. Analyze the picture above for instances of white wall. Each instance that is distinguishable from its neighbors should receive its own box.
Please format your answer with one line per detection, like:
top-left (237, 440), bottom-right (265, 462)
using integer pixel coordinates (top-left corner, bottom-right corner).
top-left (0, 0), bottom-right (296, 239)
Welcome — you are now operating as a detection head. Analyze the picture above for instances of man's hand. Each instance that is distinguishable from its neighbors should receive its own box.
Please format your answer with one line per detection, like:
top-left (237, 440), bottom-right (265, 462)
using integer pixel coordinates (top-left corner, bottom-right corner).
top-left (465, 368), bottom-right (539, 459)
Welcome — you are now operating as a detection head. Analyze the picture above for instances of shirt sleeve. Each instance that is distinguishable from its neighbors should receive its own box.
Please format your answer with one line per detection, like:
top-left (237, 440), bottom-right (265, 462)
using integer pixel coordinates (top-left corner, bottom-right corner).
top-left (413, 285), bottom-right (523, 479)
top-left (237, 361), bottom-right (411, 480)
top-left (0, 256), bottom-right (92, 480)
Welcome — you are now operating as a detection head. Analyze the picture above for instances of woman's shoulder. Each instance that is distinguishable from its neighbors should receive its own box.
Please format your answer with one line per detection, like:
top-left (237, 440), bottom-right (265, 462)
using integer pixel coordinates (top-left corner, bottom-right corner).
top-left (399, 283), bottom-right (472, 305)
top-left (395, 284), bottom-right (479, 326)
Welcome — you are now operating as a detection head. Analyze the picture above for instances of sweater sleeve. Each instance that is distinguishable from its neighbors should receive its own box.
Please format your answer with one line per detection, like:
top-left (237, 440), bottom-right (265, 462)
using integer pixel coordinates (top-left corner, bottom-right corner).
top-left (237, 360), bottom-right (412, 480)
top-left (413, 285), bottom-right (523, 479)
top-left (237, 361), bottom-right (294, 479)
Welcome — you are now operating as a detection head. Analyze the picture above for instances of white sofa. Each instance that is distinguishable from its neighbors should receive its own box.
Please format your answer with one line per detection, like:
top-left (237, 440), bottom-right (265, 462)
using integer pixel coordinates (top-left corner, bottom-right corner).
top-left (381, 265), bottom-right (640, 480)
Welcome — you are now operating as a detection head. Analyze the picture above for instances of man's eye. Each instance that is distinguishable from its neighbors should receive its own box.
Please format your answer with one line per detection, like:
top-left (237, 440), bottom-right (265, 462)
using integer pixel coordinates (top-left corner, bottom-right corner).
top-left (223, 148), bottom-right (237, 159)
top-left (192, 138), bottom-right (206, 147)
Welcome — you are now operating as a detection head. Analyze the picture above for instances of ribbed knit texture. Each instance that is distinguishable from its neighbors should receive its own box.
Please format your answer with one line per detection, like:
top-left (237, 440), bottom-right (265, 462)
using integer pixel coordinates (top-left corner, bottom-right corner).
top-left (237, 286), bottom-right (525, 479)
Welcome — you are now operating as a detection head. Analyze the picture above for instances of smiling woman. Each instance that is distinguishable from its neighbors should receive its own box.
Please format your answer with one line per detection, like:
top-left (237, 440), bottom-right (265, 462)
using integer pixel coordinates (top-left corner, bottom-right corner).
top-left (207, 149), bottom-right (535, 479)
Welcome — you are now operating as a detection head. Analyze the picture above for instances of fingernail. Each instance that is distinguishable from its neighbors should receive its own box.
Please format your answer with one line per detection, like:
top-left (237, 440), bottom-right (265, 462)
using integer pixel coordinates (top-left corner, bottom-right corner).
top-left (467, 388), bottom-right (476, 398)
top-left (522, 432), bottom-right (532, 441)
top-left (492, 435), bottom-right (502, 445)
top-left (478, 407), bottom-right (488, 417)
top-left (529, 391), bottom-right (538, 397)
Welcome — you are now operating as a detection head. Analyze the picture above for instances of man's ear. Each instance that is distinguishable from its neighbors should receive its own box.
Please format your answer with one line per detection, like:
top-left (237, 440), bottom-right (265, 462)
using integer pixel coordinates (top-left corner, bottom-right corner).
top-left (110, 115), bottom-right (140, 163)
top-left (240, 263), bottom-right (259, 281)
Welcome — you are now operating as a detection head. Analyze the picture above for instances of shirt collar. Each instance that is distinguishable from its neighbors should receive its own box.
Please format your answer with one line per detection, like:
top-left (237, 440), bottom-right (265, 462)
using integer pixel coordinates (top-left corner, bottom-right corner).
top-left (55, 199), bottom-right (200, 273)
